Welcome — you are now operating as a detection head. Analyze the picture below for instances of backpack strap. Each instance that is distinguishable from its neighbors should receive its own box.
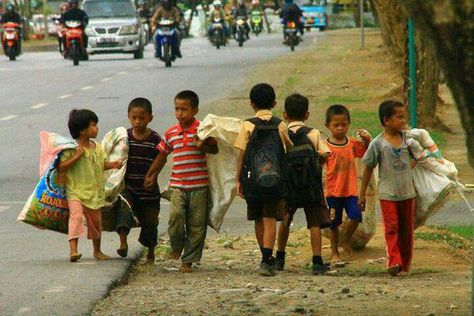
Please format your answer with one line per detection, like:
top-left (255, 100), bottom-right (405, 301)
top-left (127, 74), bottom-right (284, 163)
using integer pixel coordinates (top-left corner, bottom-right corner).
top-left (246, 117), bottom-right (281, 130)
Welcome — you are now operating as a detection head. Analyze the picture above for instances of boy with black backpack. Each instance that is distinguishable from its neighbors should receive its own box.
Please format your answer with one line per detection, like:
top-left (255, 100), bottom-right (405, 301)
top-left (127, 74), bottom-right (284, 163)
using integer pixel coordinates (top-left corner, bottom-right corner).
top-left (275, 93), bottom-right (332, 275)
top-left (235, 83), bottom-right (293, 277)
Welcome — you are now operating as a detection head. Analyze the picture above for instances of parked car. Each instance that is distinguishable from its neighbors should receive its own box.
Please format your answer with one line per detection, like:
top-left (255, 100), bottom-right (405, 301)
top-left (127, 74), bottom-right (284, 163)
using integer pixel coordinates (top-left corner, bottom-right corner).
top-left (301, 0), bottom-right (328, 31)
top-left (83, 0), bottom-right (146, 59)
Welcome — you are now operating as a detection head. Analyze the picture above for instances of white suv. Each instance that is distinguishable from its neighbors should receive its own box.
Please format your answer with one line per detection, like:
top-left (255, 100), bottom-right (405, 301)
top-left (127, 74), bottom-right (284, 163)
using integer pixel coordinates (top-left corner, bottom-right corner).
top-left (83, 0), bottom-right (147, 59)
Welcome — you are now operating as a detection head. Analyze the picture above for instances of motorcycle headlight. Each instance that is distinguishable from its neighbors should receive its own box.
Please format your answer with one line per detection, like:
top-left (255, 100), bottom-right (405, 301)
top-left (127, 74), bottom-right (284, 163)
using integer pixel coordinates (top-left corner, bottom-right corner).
top-left (120, 24), bottom-right (139, 35)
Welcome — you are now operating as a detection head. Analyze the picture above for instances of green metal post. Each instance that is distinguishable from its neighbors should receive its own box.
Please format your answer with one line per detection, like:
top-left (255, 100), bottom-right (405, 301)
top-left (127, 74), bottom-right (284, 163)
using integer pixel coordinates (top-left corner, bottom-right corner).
top-left (408, 18), bottom-right (417, 128)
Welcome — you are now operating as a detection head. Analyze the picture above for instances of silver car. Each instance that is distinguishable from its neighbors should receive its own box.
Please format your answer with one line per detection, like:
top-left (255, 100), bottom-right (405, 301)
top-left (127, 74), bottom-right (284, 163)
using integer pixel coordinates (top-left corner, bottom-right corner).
top-left (83, 0), bottom-right (147, 59)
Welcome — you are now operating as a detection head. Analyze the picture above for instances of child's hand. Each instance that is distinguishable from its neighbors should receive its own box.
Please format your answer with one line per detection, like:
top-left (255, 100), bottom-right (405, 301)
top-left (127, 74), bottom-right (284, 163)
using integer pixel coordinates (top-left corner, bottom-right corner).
top-left (204, 137), bottom-right (217, 146)
top-left (358, 196), bottom-right (366, 212)
top-left (111, 160), bottom-right (123, 169)
top-left (356, 129), bottom-right (371, 143)
top-left (236, 181), bottom-right (244, 198)
top-left (144, 174), bottom-right (157, 191)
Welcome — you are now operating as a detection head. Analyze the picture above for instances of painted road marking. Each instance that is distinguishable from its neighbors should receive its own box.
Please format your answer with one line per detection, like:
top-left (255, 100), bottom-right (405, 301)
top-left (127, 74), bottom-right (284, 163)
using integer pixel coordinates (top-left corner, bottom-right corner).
top-left (0, 206), bottom-right (9, 214)
top-left (0, 114), bottom-right (17, 121)
top-left (17, 307), bottom-right (31, 314)
top-left (133, 66), bottom-right (141, 70)
top-left (81, 85), bottom-right (93, 91)
top-left (58, 94), bottom-right (72, 99)
top-left (117, 71), bottom-right (128, 75)
top-left (101, 77), bottom-right (111, 82)
top-left (45, 286), bottom-right (67, 293)
top-left (30, 102), bottom-right (48, 109)
top-left (0, 201), bottom-right (25, 204)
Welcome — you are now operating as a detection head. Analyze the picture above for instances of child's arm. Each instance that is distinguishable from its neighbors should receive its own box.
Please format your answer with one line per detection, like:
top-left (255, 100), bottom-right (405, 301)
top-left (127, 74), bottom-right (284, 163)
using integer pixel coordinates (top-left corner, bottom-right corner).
top-left (195, 136), bottom-right (219, 154)
top-left (235, 149), bottom-right (245, 198)
top-left (57, 146), bottom-right (85, 172)
top-left (104, 160), bottom-right (123, 170)
top-left (144, 152), bottom-right (168, 191)
top-left (358, 165), bottom-right (374, 212)
top-left (356, 129), bottom-right (372, 146)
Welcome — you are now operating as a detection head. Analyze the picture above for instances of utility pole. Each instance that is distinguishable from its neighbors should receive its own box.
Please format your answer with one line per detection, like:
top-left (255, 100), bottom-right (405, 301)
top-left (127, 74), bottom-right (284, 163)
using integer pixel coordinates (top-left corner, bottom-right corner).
top-left (359, 0), bottom-right (364, 48)
top-left (408, 18), bottom-right (417, 128)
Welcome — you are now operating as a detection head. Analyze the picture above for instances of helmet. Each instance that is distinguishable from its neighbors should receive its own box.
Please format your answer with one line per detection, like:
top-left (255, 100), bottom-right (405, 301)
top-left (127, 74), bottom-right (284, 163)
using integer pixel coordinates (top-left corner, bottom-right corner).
top-left (237, 0), bottom-right (245, 6)
top-left (137, 0), bottom-right (145, 5)
top-left (6, 3), bottom-right (15, 12)
top-left (68, 0), bottom-right (79, 5)
top-left (161, 0), bottom-right (171, 9)
top-left (213, 0), bottom-right (222, 7)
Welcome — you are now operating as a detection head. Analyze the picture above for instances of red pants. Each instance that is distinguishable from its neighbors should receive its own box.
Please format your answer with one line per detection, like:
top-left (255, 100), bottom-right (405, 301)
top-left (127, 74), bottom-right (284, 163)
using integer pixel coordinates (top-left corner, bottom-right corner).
top-left (380, 198), bottom-right (415, 272)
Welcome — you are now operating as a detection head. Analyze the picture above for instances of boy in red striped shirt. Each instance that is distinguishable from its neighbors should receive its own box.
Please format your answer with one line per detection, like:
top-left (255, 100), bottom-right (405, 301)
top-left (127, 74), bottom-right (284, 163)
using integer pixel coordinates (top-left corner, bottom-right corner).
top-left (145, 90), bottom-right (218, 272)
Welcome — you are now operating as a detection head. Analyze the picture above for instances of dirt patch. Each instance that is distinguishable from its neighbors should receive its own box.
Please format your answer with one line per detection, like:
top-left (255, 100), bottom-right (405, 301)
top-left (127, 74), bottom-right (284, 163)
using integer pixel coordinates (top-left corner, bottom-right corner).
top-left (92, 226), bottom-right (471, 315)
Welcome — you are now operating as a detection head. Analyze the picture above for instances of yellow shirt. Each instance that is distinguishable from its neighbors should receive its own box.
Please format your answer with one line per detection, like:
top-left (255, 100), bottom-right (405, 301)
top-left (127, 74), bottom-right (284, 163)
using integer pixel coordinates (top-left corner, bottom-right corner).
top-left (234, 110), bottom-right (293, 151)
top-left (60, 141), bottom-right (106, 210)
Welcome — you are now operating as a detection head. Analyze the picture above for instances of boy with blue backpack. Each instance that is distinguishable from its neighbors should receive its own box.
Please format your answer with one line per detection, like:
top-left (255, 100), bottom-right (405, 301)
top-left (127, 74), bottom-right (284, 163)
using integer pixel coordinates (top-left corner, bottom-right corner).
top-left (275, 93), bottom-right (332, 275)
top-left (235, 83), bottom-right (292, 277)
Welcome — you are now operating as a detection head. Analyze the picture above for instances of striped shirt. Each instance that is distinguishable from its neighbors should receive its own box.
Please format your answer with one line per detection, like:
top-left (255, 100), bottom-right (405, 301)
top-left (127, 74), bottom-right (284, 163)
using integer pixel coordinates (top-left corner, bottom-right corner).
top-left (157, 118), bottom-right (209, 190)
top-left (125, 128), bottom-right (161, 201)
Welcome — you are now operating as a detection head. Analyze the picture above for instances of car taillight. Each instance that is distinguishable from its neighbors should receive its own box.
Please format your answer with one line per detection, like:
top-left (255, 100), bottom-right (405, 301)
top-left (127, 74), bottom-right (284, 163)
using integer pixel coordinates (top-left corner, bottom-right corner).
top-left (287, 22), bottom-right (296, 28)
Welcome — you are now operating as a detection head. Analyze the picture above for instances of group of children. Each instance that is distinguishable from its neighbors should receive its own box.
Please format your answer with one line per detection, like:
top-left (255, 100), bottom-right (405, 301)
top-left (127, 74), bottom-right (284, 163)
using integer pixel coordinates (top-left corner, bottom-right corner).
top-left (59, 83), bottom-right (416, 278)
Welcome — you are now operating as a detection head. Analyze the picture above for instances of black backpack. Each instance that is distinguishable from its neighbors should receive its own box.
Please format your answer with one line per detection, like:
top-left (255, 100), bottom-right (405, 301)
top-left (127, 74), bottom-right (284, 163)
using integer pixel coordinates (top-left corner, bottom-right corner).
top-left (241, 117), bottom-right (286, 200)
top-left (286, 126), bottom-right (323, 208)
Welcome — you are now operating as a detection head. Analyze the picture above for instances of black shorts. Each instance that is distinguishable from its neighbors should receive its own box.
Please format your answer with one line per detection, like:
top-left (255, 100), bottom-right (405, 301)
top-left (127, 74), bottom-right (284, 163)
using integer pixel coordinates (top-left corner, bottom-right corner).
top-left (286, 202), bottom-right (331, 229)
top-left (246, 198), bottom-right (287, 221)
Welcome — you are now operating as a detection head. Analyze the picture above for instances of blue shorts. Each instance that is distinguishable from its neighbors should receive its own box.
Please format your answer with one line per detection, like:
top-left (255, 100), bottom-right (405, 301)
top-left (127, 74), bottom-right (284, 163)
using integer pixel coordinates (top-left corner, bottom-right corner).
top-left (326, 196), bottom-right (362, 229)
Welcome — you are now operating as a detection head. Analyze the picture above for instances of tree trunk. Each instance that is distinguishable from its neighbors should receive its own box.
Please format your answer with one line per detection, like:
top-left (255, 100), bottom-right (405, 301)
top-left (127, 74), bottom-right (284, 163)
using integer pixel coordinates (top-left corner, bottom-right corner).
top-left (399, 0), bottom-right (474, 169)
top-left (353, 0), bottom-right (361, 27)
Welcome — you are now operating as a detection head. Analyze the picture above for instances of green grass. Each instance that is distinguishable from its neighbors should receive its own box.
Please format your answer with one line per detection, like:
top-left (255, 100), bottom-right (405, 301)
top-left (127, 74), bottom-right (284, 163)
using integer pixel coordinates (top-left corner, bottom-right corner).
top-left (433, 225), bottom-right (474, 240)
top-left (349, 110), bottom-right (381, 138)
top-left (425, 129), bottom-right (446, 147)
top-left (415, 230), bottom-right (469, 250)
top-left (324, 95), bottom-right (368, 105)
top-left (154, 244), bottom-right (172, 256)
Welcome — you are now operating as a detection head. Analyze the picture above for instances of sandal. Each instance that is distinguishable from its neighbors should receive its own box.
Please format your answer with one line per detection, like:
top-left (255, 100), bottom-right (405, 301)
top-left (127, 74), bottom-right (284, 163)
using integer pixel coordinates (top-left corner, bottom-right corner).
top-left (116, 247), bottom-right (128, 258)
top-left (70, 253), bottom-right (82, 262)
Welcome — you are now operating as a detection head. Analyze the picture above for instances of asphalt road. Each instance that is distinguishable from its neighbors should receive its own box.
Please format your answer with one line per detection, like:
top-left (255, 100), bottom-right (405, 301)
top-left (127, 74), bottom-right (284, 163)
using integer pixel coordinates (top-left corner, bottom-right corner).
top-left (0, 31), bottom-right (473, 315)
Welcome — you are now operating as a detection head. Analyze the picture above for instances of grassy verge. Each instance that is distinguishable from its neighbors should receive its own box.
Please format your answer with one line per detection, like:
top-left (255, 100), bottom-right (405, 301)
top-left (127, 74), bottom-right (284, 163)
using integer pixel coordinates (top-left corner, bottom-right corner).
top-left (415, 225), bottom-right (472, 250)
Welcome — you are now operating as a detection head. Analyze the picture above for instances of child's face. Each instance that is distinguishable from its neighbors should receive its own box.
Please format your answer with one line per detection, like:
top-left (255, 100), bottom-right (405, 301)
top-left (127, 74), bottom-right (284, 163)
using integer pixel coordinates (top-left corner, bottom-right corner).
top-left (326, 114), bottom-right (350, 140)
top-left (128, 107), bottom-right (153, 132)
top-left (175, 98), bottom-right (198, 126)
top-left (81, 121), bottom-right (99, 139)
top-left (384, 106), bottom-right (406, 132)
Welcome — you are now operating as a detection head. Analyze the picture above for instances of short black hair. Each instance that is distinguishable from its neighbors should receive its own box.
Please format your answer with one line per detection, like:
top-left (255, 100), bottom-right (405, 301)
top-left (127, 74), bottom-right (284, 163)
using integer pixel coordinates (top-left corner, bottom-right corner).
top-left (325, 104), bottom-right (351, 125)
top-left (175, 90), bottom-right (199, 108)
top-left (284, 93), bottom-right (308, 120)
top-left (128, 97), bottom-right (152, 114)
top-left (68, 109), bottom-right (98, 139)
top-left (379, 100), bottom-right (404, 125)
top-left (249, 83), bottom-right (276, 109)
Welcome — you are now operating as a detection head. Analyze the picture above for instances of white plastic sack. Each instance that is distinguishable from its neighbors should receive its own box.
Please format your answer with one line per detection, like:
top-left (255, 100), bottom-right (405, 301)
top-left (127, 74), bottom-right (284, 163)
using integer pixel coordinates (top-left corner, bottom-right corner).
top-left (406, 128), bottom-right (458, 179)
top-left (102, 127), bottom-right (128, 207)
top-left (413, 164), bottom-right (457, 228)
top-left (197, 114), bottom-right (242, 232)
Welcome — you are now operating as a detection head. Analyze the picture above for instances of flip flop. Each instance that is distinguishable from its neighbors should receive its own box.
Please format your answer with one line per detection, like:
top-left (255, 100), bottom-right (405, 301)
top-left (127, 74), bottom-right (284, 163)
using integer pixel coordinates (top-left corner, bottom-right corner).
top-left (70, 253), bottom-right (82, 262)
top-left (116, 247), bottom-right (128, 258)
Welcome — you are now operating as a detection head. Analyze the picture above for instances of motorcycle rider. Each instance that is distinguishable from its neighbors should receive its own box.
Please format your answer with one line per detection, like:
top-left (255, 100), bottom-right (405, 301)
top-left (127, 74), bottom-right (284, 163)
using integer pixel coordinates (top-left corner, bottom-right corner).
top-left (279, 0), bottom-right (304, 39)
top-left (56, 2), bottom-right (70, 53)
top-left (232, 0), bottom-right (250, 39)
top-left (249, 0), bottom-right (263, 34)
top-left (60, 0), bottom-right (89, 51)
top-left (207, 0), bottom-right (229, 39)
top-left (137, 0), bottom-right (152, 19)
top-left (1, 3), bottom-right (22, 53)
top-left (150, 0), bottom-right (182, 60)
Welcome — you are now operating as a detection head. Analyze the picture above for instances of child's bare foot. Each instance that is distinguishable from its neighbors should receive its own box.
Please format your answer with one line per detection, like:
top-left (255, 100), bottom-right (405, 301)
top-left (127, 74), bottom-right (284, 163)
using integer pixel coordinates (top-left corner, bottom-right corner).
top-left (342, 243), bottom-right (354, 259)
top-left (94, 252), bottom-right (110, 260)
top-left (167, 249), bottom-right (182, 260)
top-left (116, 246), bottom-right (128, 258)
top-left (330, 253), bottom-right (342, 264)
top-left (146, 249), bottom-right (155, 264)
top-left (180, 263), bottom-right (192, 273)
top-left (69, 252), bottom-right (82, 262)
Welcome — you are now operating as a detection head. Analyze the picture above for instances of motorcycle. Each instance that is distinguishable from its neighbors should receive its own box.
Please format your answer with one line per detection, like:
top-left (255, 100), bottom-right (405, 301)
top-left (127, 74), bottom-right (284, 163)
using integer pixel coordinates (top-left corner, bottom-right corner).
top-left (250, 10), bottom-right (263, 36)
top-left (210, 17), bottom-right (225, 49)
top-left (234, 16), bottom-right (247, 47)
top-left (63, 20), bottom-right (87, 66)
top-left (155, 19), bottom-right (177, 67)
top-left (1, 22), bottom-right (21, 61)
top-left (284, 21), bottom-right (299, 52)
top-left (140, 16), bottom-right (151, 44)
